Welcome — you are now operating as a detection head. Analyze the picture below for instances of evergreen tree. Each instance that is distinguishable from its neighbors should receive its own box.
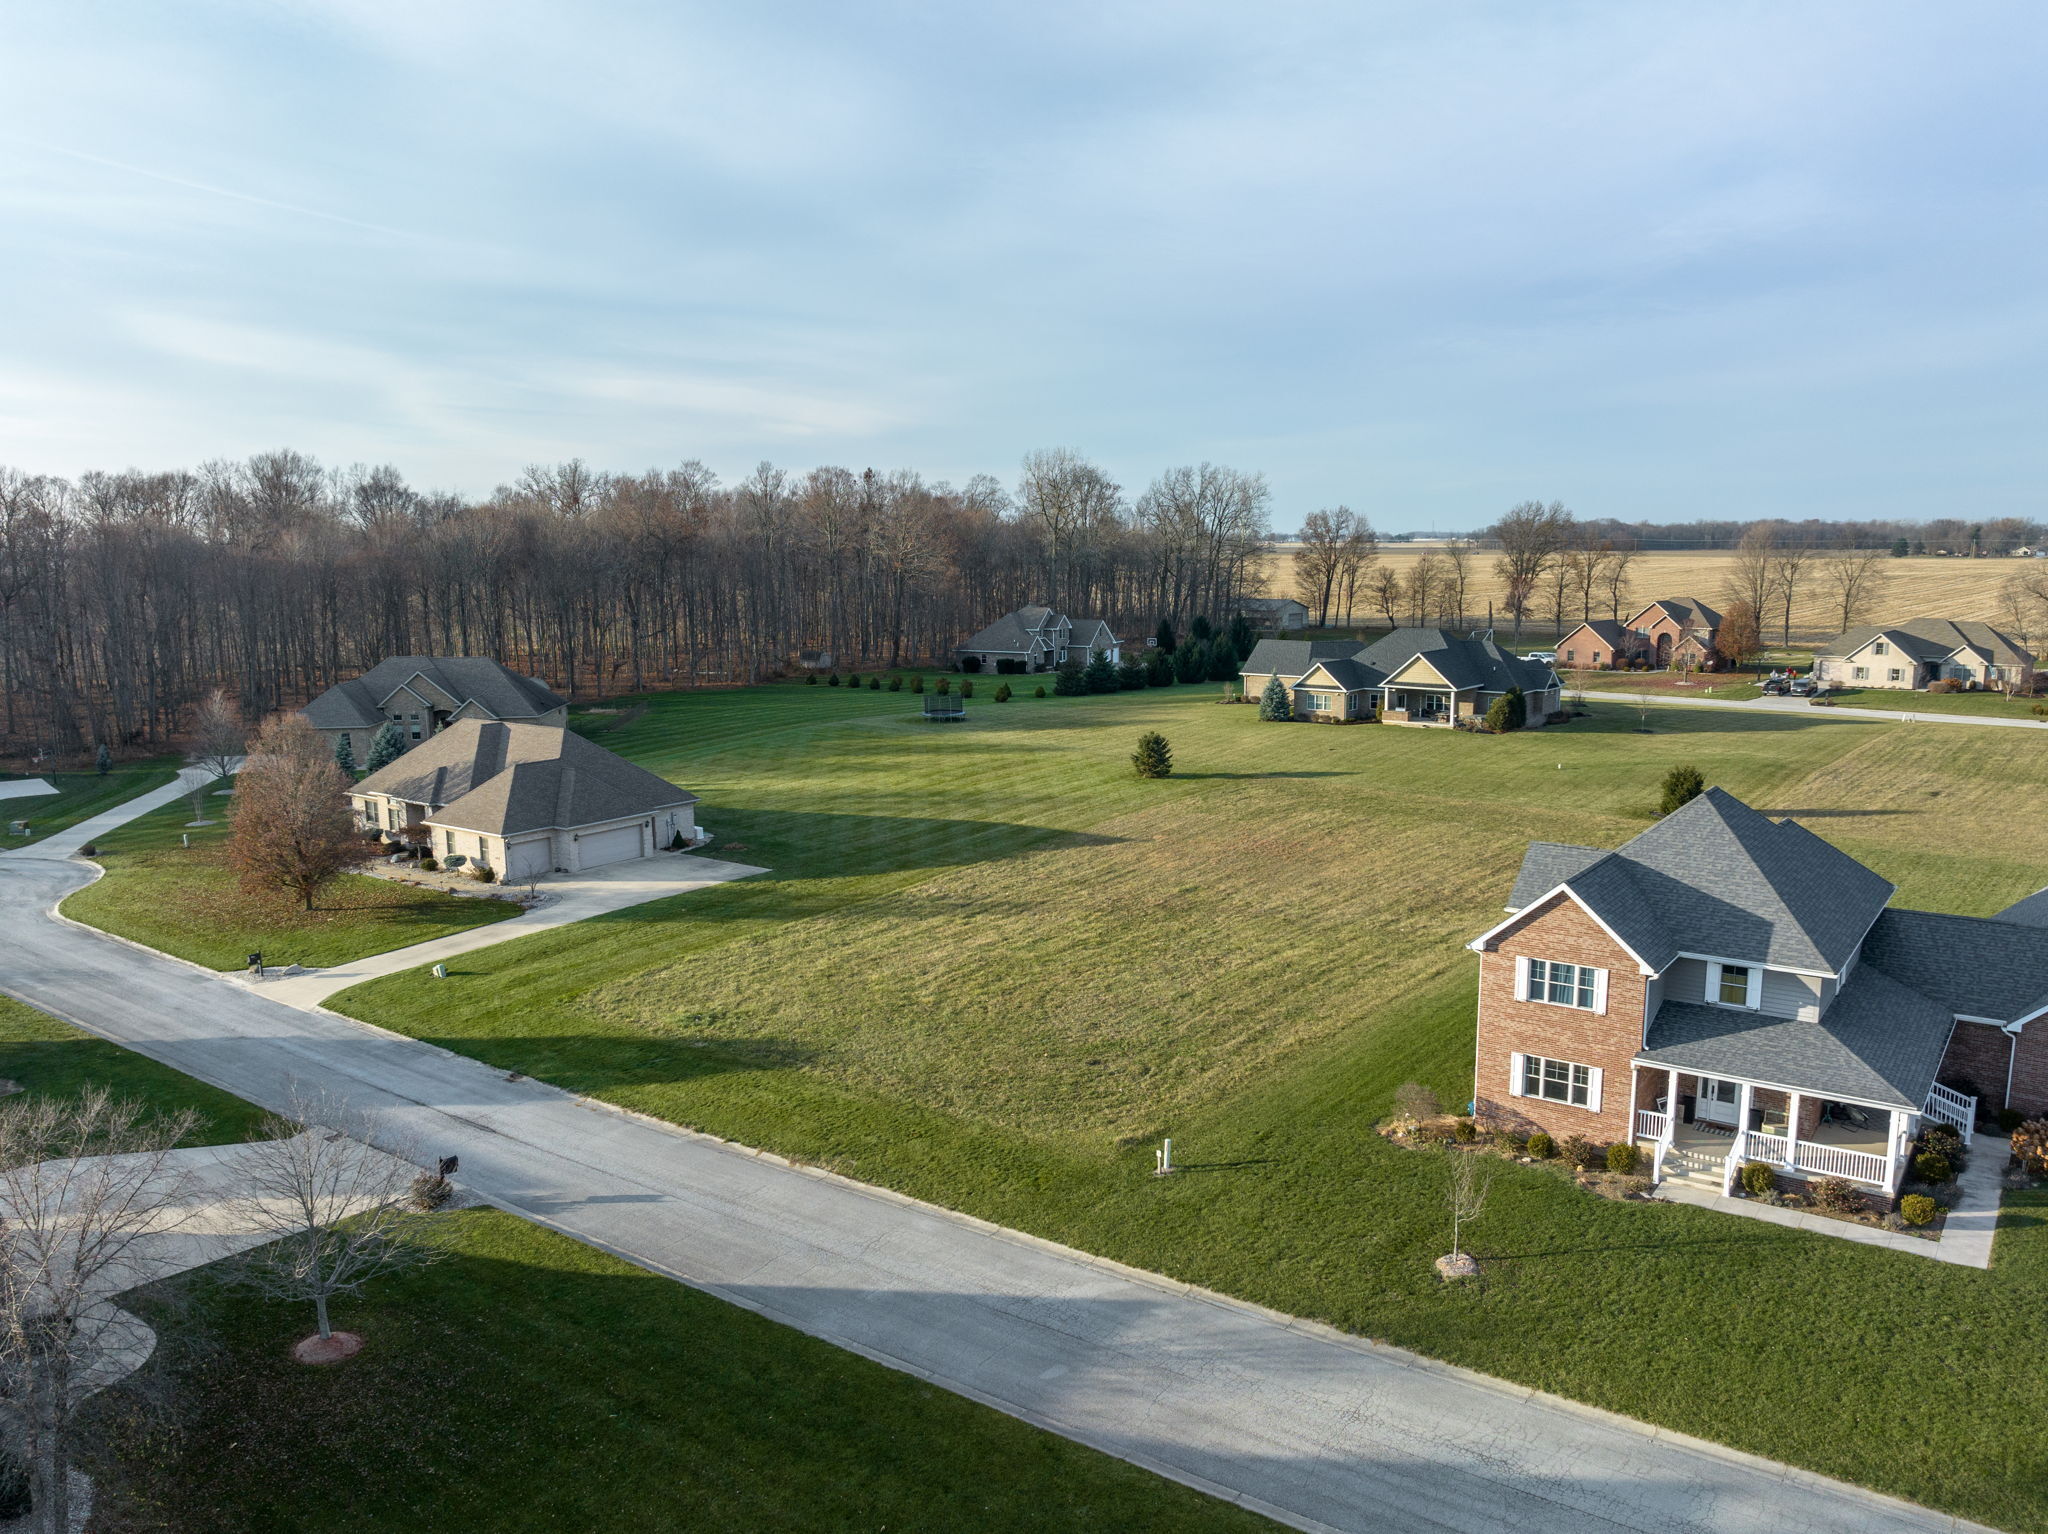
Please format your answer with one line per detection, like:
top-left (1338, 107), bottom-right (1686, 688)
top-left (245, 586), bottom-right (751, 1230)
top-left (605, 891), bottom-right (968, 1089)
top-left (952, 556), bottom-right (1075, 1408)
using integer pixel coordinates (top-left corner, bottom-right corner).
top-left (828, 672), bottom-right (841, 686)
top-left (994, 682), bottom-right (1013, 702)
top-left (910, 675), bottom-right (924, 693)
top-left (1173, 639), bottom-right (1208, 683)
top-left (868, 676), bottom-right (880, 689)
top-left (1483, 686), bottom-right (1526, 733)
top-left (1658, 764), bottom-right (1705, 815)
top-left (1258, 674), bottom-right (1293, 721)
top-left (93, 743), bottom-right (111, 776)
top-left (1116, 658), bottom-right (1146, 690)
top-left (1144, 647), bottom-right (1174, 686)
top-left (364, 721), bottom-right (405, 773)
top-left (846, 672), bottom-right (861, 688)
top-left (1206, 642), bottom-right (1239, 682)
top-left (1131, 731), bottom-right (1173, 778)
top-left (960, 679), bottom-right (974, 697)
top-left (1226, 613), bottom-right (1256, 660)
top-left (806, 673), bottom-right (818, 684)
top-left (1189, 615), bottom-right (1214, 644)
top-left (887, 675), bottom-right (902, 691)
top-left (1034, 684), bottom-right (1047, 697)
top-left (1154, 618), bottom-right (1177, 653)
top-left (1083, 653), bottom-right (1117, 693)
top-left (333, 733), bottom-right (356, 775)
top-left (1052, 661), bottom-right (1087, 696)
top-left (1890, 537), bottom-right (1910, 558)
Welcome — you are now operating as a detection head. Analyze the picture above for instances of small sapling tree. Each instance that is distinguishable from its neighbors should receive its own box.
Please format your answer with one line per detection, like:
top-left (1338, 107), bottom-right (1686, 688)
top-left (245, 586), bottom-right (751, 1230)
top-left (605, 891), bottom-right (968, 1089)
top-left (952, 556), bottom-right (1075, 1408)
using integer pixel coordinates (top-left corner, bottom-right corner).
top-left (1258, 674), bottom-right (1292, 721)
top-left (1132, 732), bottom-right (1173, 778)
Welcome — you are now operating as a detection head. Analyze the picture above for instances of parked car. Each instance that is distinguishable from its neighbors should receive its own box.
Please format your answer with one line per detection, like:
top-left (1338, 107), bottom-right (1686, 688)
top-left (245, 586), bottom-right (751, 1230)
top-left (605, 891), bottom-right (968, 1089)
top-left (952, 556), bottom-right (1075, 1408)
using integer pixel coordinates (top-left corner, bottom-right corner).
top-left (1760, 679), bottom-right (1787, 696)
top-left (1787, 677), bottom-right (1816, 697)
top-left (1524, 650), bottom-right (1557, 664)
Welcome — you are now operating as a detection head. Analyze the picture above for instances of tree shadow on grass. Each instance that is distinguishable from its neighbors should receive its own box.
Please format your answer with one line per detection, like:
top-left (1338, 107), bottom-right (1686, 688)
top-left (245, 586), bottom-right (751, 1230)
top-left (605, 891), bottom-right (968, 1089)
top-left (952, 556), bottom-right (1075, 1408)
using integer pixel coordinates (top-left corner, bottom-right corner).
top-left (1172, 770), bottom-right (1354, 781)
top-left (1753, 808), bottom-right (1912, 819)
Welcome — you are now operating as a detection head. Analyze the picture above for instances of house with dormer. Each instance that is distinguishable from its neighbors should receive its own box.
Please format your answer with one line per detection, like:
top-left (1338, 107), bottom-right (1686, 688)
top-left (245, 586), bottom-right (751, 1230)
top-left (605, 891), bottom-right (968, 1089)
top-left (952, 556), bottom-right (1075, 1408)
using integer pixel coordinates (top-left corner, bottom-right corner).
top-left (1240, 628), bottom-right (1560, 727)
top-left (1466, 788), bottom-right (2048, 1200)
top-left (1556, 598), bottom-right (1725, 672)
top-left (304, 656), bottom-right (569, 765)
top-left (1812, 619), bottom-right (2034, 692)
top-left (955, 607), bottom-right (1120, 673)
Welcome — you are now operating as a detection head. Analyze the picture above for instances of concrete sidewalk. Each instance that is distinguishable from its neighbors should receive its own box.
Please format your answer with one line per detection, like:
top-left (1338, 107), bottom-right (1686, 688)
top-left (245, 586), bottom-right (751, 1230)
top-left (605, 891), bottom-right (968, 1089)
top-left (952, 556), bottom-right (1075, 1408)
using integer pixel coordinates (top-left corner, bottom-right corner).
top-left (236, 852), bottom-right (767, 1008)
top-left (4, 765), bottom-right (223, 861)
top-left (0, 845), bottom-right (1992, 1534)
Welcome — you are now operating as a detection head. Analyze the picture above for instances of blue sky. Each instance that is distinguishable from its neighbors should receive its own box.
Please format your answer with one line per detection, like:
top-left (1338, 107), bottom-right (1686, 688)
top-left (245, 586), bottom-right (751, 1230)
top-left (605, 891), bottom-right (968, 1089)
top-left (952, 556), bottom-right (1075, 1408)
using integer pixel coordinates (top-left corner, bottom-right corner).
top-left (2, 1), bottom-right (2044, 527)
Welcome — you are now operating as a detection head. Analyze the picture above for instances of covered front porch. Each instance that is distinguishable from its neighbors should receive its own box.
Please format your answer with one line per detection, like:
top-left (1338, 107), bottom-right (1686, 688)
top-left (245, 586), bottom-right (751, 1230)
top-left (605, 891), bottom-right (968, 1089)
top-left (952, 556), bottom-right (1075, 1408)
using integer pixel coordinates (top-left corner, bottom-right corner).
top-left (1379, 686), bottom-right (1471, 727)
top-left (1630, 1064), bottom-right (1933, 1195)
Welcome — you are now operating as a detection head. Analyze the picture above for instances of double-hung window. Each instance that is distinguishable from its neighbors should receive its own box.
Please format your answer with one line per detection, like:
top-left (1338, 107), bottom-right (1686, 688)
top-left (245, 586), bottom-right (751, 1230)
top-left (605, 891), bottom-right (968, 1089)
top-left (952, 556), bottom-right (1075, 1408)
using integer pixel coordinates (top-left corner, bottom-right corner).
top-left (1852, 665), bottom-right (1869, 680)
top-left (1874, 642), bottom-right (1889, 656)
top-left (1525, 957), bottom-right (1597, 1009)
top-left (1708, 960), bottom-right (1762, 1009)
top-left (1519, 1055), bottom-right (1592, 1106)
top-left (1887, 668), bottom-right (1903, 682)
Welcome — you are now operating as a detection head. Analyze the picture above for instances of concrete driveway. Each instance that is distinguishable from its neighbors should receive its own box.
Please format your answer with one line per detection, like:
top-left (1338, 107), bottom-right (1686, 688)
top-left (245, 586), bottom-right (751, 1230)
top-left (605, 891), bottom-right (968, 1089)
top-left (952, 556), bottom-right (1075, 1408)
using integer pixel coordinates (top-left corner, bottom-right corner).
top-left (235, 852), bottom-right (767, 1008)
top-left (0, 848), bottom-right (1985, 1533)
top-left (1584, 690), bottom-right (2048, 730)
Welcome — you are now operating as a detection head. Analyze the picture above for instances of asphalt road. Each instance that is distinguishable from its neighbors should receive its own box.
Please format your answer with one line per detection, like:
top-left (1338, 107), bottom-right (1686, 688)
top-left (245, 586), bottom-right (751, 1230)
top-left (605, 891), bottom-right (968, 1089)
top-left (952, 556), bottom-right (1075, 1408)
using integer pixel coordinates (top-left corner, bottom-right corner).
top-left (0, 840), bottom-right (1993, 1532)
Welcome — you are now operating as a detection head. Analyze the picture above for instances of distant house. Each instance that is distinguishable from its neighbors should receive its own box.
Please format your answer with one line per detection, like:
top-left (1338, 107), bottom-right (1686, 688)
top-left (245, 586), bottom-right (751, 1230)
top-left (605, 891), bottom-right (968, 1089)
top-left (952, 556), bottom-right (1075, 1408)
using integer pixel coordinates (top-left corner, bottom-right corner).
top-left (1556, 599), bottom-right (1724, 672)
top-left (1812, 619), bottom-right (2035, 692)
top-left (351, 719), bottom-right (696, 879)
top-left (1237, 597), bottom-right (1310, 632)
top-left (956, 606), bottom-right (1120, 673)
top-left (1240, 628), bottom-right (1560, 727)
top-left (304, 656), bottom-right (568, 764)
top-left (1468, 787), bottom-right (2034, 1200)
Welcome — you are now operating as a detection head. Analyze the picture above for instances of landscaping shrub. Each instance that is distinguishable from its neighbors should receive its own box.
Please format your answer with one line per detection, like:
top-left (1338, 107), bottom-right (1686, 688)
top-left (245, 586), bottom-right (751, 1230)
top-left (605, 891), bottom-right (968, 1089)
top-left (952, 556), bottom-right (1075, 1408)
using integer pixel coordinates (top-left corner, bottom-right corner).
top-left (934, 676), bottom-right (950, 695)
top-left (1658, 764), bottom-right (1705, 816)
top-left (1258, 674), bottom-right (1292, 721)
top-left (887, 675), bottom-right (902, 691)
top-left (1490, 1130), bottom-right (1524, 1155)
top-left (806, 673), bottom-right (818, 684)
top-left (1559, 1134), bottom-right (1592, 1169)
top-left (1913, 1151), bottom-right (1954, 1185)
top-left (1052, 662), bottom-right (1087, 696)
top-left (846, 673), bottom-right (861, 688)
top-left (910, 675), bottom-right (924, 693)
top-left (1525, 1132), bottom-right (1553, 1159)
top-left (993, 682), bottom-right (1012, 702)
top-left (1809, 1176), bottom-right (1863, 1215)
top-left (1034, 684), bottom-right (1046, 698)
top-left (1116, 659), bottom-right (1146, 690)
top-left (1392, 1081), bottom-right (1440, 1122)
top-left (468, 864), bottom-right (497, 884)
top-left (1899, 1193), bottom-right (1938, 1227)
top-left (1999, 1107), bottom-right (2026, 1134)
top-left (1452, 1119), bottom-right (1477, 1143)
top-left (1131, 731), bottom-right (1173, 779)
top-left (1605, 1142), bottom-right (1640, 1175)
top-left (1739, 1160), bottom-right (1776, 1197)
top-left (828, 672), bottom-right (840, 686)
top-left (2013, 1119), bottom-right (2048, 1176)
top-left (79, 843), bottom-right (96, 858)
top-left (418, 857), bottom-right (438, 872)
top-left (868, 677), bottom-right (880, 690)
top-left (959, 679), bottom-right (973, 698)
top-left (1483, 687), bottom-right (1525, 733)
top-left (1083, 654), bottom-right (1117, 693)
top-left (1922, 1124), bottom-right (1964, 1168)
top-left (669, 830), bottom-right (687, 850)
top-left (410, 1172), bottom-right (455, 1211)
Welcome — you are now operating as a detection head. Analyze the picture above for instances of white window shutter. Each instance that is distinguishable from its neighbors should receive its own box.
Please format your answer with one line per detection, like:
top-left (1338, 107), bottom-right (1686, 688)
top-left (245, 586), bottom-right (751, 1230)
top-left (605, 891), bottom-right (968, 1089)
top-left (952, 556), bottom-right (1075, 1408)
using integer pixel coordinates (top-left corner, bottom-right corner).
top-left (1746, 968), bottom-right (1764, 1010)
top-left (1591, 969), bottom-right (1609, 1015)
top-left (1587, 1067), bottom-right (1604, 1114)
top-left (1513, 956), bottom-right (1530, 1001)
top-left (1509, 1053), bottom-right (1526, 1097)
top-left (1706, 961), bottom-right (1721, 1002)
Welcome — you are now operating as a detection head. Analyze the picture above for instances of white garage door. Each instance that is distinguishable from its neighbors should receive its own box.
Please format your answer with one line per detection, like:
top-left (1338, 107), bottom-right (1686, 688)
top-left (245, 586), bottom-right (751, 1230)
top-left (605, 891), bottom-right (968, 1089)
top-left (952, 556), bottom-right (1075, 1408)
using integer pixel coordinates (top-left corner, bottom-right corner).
top-left (577, 824), bottom-right (644, 869)
top-left (506, 838), bottom-right (553, 880)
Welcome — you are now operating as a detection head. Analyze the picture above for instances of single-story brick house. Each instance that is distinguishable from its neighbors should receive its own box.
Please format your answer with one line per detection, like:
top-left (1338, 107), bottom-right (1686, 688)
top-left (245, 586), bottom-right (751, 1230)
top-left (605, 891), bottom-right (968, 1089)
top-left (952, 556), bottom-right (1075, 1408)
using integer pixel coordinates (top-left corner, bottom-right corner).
top-left (956, 606), bottom-right (1120, 673)
top-left (351, 719), bottom-right (697, 880)
top-left (1466, 787), bottom-right (2046, 1198)
top-left (1240, 628), bottom-right (1560, 727)
top-left (1812, 619), bottom-right (2035, 692)
top-left (305, 656), bottom-right (568, 764)
top-left (1556, 598), bottom-right (1724, 672)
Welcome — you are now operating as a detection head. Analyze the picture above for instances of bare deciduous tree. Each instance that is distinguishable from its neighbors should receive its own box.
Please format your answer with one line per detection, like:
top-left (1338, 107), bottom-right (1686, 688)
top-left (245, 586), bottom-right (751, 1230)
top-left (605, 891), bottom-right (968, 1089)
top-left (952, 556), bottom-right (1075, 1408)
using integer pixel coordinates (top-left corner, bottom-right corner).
top-left (1369, 566), bottom-right (1403, 631)
top-left (1599, 543), bottom-right (1637, 621)
top-left (0, 1088), bottom-right (199, 1534)
top-left (1766, 535), bottom-right (1820, 647)
top-left (1488, 501), bottom-right (1573, 635)
top-left (1443, 1145), bottom-right (1493, 1263)
top-left (1292, 507), bottom-right (1376, 626)
top-left (226, 1092), bottom-right (450, 1346)
top-left (1818, 541), bottom-right (1890, 633)
top-left (186, 688), bottom-right (243, 783)
top-left (1437, 539), bottom-right (1472, 628)
top-left (224, 713), bottom-right (363, 910)
top-left (1722, 522), bottom-right (1778, 622)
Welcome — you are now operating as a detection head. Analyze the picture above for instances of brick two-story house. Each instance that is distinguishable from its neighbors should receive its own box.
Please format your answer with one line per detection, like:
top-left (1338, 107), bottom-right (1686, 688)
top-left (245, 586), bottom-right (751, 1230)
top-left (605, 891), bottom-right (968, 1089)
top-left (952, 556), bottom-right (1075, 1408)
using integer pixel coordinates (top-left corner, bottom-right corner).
top-left (1467, 788), bottom-right (2048, 1199)
top-left (1556, 598), bottom-right (1724, 672)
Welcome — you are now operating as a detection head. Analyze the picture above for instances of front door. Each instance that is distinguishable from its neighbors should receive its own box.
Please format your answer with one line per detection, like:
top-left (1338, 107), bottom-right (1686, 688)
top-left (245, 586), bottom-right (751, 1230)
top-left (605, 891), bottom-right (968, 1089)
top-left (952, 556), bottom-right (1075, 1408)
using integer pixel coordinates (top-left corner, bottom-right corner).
top-left (1695, 1076), bottom-right (1742, 1127)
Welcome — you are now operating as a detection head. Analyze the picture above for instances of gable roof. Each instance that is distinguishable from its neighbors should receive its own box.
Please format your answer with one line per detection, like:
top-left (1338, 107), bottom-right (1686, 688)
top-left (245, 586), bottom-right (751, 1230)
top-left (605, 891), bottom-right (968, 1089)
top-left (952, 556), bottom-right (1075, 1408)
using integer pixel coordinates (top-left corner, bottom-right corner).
top-left (959, 606), bottom-right (1110, 654)
top-left (1066, 618), bottom-right (1117, 649)
top-left (1995, 885), bottom-right (2048, 929)
top-left (1560, 618), bottom-right (1631, 647)
top-left (959, 613), bottom-right (1042, 653)
top-left (1628, 597), bottom-right (1722, 632)
top-left (304, 657), bottom-right (566, 732)
top-left (1813, 618), bottom-right (2032, 667)
top-left (1862, 907), bottom-right (2048, 1023)
top-left (1494, 789), bottom-right (1892, 976)
top-left (354, 720), bottom-right (694, 837)
top-left (1638, 967), bottom-right (1953, 1110)
top-left (1243, 629), bottom-right (1556, 696)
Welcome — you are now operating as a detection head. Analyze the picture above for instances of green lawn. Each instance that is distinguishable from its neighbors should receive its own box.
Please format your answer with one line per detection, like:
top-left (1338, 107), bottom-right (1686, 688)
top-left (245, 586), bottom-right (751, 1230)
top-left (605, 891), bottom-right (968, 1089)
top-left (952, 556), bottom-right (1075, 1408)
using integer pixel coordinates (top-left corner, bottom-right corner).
top-left (0, 997), bottom-right (1272, 1533)
top-left (0, 760), bottom-right (180, 849)
top-left (316, 682), bottom-right (2048, 1531)
top-left (60, 795), bottom-right (516, 971)
top-left (1828, 686), bottom-right (2044, 718)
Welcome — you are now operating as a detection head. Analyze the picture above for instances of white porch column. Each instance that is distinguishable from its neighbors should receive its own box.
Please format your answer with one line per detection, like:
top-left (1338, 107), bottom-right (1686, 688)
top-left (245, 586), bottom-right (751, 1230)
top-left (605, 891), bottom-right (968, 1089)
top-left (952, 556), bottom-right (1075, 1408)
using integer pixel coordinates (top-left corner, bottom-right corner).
top-left (1785, 1091), bottom-right (1802, 1169)
top-left (1738, 1080), bottom-right (1754, 1135)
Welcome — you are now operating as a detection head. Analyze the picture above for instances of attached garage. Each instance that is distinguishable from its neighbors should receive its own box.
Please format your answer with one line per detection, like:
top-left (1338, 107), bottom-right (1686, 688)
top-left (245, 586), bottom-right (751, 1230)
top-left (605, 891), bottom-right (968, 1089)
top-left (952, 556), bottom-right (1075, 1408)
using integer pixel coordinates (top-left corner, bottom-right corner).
top-left (575, 823), bottom-right (644, 870)
top-left (505, 837), bottom-right (554, 881)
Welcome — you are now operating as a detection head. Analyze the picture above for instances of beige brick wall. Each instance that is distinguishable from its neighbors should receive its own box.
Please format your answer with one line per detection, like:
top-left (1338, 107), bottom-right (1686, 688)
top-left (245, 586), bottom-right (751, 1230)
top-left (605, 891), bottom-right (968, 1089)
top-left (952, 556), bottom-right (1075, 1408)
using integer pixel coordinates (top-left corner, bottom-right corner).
top-left (1474, 895), bottom-right (1645, 1144)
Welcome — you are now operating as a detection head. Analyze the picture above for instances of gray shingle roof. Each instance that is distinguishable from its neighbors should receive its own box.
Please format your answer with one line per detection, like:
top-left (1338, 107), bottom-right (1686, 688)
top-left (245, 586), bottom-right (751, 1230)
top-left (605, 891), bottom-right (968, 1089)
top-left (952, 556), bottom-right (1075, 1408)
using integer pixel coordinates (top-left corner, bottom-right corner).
top-left (304, 657), bottom-right (566, 731)
top-left (1863, 907), bottom-right (2048, 1022)
top-left (1242, 628), bottom-right (1557, 696)
top-left (1505, 842), bottom-right (1609, 909)
top-left (960, 607), bottom-right (1113, 655)
top-left (959, 613), bottom-right (1040, 653)
top-left (1638, 967), bottom-right (1954, 1109)
top-left (354, 720), bottom-right (694, 837)
top-left (1813, 618), bottom-right (2031, 667)
top-left (1066, 619), bottom-right (1117, 650)
top-left (1996, 886), bottom-right (2048, 928)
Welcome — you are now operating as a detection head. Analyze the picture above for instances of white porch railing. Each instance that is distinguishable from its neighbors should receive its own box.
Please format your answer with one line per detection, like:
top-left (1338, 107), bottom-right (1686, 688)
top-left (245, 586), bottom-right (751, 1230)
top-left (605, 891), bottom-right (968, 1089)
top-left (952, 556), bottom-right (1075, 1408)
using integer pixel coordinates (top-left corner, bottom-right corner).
top-left (1635, 1109), bottom-right (1669, 1141)
top-left (1924, 1082), bottom-right (1976, 1145)
top-left (1743, 1131), bottom-right (1789, 1164)
top-left (1793, 1141), bottom-right (1889, 1185)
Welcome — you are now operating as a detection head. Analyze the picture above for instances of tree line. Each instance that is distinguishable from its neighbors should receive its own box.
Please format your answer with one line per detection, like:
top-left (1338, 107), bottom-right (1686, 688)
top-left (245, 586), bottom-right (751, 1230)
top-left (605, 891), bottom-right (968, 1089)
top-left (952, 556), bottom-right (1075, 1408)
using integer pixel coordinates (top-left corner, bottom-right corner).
top-left (0, 449), bottom-right (1270, 758)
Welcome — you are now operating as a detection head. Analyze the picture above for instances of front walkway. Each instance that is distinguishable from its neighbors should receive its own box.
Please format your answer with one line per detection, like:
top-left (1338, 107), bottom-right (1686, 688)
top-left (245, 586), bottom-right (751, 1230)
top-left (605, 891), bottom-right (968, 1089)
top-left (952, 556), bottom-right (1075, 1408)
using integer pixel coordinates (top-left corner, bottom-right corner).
top-left (1656, 1136), bottom-right (2008, 1268)
top-left (236, 852), bottom-right (768, 1008)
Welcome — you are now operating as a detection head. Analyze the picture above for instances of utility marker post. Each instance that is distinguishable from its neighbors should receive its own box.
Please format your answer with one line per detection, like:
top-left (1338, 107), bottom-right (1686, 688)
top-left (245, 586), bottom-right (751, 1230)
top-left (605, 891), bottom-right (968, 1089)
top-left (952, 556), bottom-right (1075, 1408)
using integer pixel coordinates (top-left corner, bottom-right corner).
top-left (1154, 1138), bottom-right (1174, 1176)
